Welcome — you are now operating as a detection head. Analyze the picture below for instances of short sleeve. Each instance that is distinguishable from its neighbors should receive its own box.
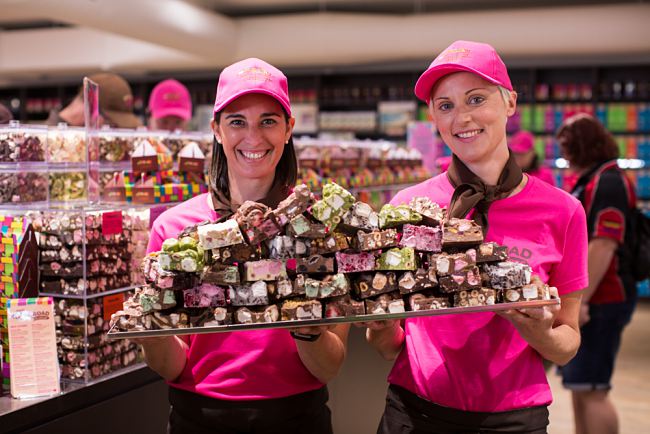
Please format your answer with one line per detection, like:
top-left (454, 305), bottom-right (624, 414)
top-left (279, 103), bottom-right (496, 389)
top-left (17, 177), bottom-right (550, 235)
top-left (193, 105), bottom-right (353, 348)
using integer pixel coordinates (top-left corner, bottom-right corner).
top-left (549, 204), bottom-right (589, 295)
top-left (146, 219), bottom-right (166, 254)
top-left (587, 172), bottom-right (631, 244)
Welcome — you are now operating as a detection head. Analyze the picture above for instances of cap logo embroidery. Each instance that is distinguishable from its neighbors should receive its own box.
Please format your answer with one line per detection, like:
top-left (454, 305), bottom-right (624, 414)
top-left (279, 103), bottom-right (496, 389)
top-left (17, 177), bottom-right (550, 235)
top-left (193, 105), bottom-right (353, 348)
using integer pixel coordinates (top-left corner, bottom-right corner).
top-left (163, 92), bottom-right (181, 101)
top-left (122, 94), bottom-right (134, 109)
top-left (437, 48), bottom-right (471, 63)
top-left (238, 67), bottom-right (272, 83)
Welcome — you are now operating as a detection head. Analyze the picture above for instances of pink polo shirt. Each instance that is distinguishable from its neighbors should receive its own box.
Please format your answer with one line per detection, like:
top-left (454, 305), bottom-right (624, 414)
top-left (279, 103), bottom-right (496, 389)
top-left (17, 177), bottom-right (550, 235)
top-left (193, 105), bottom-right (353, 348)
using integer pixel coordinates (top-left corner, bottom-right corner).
top-left (388, 174), bottom-right (588, 412)
top-left (147, 193), bottom-right (323, 401)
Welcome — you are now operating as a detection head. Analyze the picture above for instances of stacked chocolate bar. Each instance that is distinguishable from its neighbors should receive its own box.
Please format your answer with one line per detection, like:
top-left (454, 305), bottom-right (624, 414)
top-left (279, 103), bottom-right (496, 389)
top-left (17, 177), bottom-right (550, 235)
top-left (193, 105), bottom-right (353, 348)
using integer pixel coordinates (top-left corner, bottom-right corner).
top-left (111, 183), bottom-right (557, 332)
top-left (32, 211), bottom-right (133, 296)
top-left (55, 298), bottom-right (140, 381)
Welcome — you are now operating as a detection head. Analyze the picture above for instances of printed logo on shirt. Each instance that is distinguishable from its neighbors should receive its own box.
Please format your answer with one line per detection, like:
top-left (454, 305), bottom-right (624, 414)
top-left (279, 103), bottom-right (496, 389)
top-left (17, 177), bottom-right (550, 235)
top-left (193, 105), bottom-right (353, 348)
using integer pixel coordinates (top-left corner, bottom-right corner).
top-left (503, 245), bottom-right (533, 265)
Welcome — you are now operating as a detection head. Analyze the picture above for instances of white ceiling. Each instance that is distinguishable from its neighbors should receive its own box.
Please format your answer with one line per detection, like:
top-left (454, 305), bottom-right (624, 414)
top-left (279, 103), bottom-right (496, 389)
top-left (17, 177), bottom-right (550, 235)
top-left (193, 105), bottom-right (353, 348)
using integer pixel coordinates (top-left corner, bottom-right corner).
top-left (0, 0), bottom-right (649, 84)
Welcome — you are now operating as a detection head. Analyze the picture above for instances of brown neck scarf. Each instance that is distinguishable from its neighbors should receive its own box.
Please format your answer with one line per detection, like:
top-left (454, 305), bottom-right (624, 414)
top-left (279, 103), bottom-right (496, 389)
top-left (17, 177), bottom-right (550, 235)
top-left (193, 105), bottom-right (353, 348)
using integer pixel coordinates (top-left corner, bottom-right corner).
top-left (210, 181), bottom-right (290, 221)
top-left (446, 151), bottom-right (523, 233)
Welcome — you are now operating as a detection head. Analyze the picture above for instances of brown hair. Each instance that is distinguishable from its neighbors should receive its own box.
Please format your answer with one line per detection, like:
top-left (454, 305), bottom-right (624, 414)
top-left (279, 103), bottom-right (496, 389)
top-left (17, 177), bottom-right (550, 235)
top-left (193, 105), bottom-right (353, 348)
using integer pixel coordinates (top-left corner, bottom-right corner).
top-left (556, 113), bottom-right (619, 169)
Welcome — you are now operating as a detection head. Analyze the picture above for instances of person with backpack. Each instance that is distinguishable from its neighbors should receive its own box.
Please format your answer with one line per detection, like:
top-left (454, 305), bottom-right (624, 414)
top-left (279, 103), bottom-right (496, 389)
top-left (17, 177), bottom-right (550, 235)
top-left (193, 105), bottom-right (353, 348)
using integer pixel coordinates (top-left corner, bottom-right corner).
top-left (557, 113), bottom-right (638, 434)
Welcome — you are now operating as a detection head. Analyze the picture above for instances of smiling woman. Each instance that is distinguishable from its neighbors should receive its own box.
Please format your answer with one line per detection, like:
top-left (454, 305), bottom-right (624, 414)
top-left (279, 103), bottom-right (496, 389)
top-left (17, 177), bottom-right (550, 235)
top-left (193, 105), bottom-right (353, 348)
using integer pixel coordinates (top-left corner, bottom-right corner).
top-left (363, 41), bottom-right (589, 434)
top-left (139, 57), bottom-right (348, 434)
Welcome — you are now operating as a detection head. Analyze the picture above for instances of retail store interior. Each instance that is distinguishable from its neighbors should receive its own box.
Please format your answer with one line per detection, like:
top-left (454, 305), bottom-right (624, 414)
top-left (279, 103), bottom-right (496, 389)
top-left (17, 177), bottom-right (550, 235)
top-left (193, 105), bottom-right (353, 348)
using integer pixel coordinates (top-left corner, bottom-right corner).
top-left (1, 1), bottom-right (649, 433)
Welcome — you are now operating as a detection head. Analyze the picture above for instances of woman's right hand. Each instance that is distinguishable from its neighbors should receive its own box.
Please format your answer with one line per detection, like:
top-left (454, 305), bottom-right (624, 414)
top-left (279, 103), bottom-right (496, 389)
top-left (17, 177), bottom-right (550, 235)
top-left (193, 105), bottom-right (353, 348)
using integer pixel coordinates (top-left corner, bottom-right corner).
top-left (355, 319), bottom-right (400, 331)
top-left (133, 335), bottom-right (189, 382)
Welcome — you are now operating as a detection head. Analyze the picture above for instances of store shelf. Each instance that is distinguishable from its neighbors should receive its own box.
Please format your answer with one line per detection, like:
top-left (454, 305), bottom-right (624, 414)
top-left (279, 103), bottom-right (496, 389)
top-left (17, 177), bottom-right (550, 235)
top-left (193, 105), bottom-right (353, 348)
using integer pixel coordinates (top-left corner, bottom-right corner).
top-left (40, 285), bottom-right (139, 300)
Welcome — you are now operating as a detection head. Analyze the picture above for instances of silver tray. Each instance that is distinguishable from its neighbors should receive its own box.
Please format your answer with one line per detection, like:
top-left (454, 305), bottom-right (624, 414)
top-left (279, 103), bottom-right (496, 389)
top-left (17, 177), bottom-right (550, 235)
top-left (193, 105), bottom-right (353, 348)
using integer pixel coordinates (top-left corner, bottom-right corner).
top-left (107, 298), bottom-right (560, 339)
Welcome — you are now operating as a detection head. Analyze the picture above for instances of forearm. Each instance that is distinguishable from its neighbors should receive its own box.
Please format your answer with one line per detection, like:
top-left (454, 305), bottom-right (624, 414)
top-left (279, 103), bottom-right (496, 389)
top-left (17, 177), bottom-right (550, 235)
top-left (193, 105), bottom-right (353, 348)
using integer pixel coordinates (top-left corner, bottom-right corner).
top-left (583, 238), bottom-right (617, 303)
top-left (140, 336), bottom-right (189, 382)
top-left (517, 321), bottom-right (581, 366)
top-left (366, 322), bottom-right (405, 361)
top-left (295, 327), bottom-right (347, 383)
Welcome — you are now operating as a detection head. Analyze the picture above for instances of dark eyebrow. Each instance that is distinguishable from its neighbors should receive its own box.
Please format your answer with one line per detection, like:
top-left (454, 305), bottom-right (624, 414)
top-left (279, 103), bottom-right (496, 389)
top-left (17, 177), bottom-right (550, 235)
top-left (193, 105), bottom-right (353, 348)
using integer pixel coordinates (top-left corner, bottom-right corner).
top-left (224, 114), bottom-right (245, 119)
top-left (261, 112), bottom-right (282, 118)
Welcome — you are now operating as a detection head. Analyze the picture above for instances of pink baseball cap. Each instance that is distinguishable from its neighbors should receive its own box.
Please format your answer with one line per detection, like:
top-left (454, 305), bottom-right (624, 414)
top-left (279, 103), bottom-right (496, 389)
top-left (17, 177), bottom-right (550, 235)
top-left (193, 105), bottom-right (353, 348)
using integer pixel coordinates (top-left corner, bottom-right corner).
top-left (509, 131), bottom-right (535, 153)
top-left (415, 40), bottom-right (513, 104)
top-left (213, 58), bottom-right (291, 116)
top-left (149, 79), bottom-right (192, 120)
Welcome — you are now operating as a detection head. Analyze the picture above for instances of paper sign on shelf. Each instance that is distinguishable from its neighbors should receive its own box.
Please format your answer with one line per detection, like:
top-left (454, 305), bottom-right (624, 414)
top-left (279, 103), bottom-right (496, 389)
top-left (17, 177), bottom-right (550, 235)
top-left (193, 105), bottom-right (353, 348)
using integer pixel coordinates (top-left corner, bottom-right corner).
top-left (102, 211), bottom-right (123, 236)
top-left (7, 297), bottom-right (60, 399)
top-left (103, 293), bottom-right (125, 322)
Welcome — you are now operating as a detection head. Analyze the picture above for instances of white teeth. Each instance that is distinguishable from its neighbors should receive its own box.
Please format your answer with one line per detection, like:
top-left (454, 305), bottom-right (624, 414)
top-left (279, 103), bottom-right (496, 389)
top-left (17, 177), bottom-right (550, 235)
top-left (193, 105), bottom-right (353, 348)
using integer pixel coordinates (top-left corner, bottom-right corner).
top-left (457, 130), bottom-right (481, 139)
top-left (241, 151), bottom-right (266, 160)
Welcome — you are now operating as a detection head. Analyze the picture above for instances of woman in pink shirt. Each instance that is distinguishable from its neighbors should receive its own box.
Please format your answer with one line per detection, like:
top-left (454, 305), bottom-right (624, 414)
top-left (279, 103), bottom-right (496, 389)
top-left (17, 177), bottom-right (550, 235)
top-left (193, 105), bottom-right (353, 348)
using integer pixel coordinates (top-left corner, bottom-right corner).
top-left (510, 130), bottom-right (556, 186)
top-left (139, 58), bottom-right (349, 434)
top-left (364, 41), bottom-right (588, 433)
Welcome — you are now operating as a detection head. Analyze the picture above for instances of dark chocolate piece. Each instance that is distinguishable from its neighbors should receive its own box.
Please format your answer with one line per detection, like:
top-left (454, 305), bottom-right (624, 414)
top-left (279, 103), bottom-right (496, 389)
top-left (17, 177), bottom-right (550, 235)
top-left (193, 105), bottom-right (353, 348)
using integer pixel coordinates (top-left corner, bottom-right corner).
top-left (364, 292), bottom-right (405, 314)
top-left (324, 295), bottom-right (366, 318)
top-left (296, 255), bottom-right (336, 274)
top-left (352, 272), bottom-right (398, 299)
top-left (438, 266), bottom-right (481, 293)
top-left (453, 288), bottom-right (497, 307)
top-left (281, 299), bottom-right (323, 321)
top-left (398, 268), bottom-right (438, 295)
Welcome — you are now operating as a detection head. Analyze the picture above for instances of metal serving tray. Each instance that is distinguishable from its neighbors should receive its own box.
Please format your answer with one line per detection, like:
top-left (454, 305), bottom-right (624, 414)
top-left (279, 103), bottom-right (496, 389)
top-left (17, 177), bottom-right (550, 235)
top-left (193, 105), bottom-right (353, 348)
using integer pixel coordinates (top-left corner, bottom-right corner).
top-left (107, 298), bottom-right (559, 339)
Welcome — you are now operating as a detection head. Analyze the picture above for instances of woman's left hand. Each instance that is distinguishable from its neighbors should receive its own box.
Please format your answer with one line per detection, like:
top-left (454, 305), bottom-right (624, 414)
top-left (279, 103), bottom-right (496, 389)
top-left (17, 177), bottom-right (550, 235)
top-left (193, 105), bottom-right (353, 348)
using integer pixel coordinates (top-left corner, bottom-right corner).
top-left (497, 303), bottom-right (561, 336)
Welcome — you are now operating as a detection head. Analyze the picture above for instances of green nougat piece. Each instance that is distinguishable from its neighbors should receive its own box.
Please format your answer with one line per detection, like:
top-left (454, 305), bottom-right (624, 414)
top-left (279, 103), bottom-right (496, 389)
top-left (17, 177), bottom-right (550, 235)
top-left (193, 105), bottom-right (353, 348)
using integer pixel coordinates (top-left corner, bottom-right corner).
top-left (289, 214), bottom-right (313, 237)
top-left (375, 247), bottom-right (417, 271)
top-left (310, 200), bottom-right (341, 229)
top-left (378, 204), bottom-right (422, 229)
top-left (162, 238), bottom-right (180, 252)
top-left (178, 236), bottom-right (198, 251)
top-left (322, 182), bottom-right (355, 210)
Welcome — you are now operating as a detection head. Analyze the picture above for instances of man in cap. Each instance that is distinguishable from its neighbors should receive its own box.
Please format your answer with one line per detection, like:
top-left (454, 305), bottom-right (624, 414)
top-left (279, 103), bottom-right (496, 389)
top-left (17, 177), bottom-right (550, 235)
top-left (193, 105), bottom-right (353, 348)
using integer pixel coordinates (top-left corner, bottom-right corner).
top-left (47, 72), bottom-right (141, 128)
top-left (147, 79), bottom-right (192, 131)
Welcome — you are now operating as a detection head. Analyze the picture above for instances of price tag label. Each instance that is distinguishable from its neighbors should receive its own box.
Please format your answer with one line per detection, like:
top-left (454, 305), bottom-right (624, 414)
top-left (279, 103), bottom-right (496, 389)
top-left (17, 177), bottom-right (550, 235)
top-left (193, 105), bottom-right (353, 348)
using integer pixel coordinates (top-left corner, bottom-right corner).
top-left (102, 211), bottom-right (123, 235)
top-left (103, 293), bottom-right (125, 322)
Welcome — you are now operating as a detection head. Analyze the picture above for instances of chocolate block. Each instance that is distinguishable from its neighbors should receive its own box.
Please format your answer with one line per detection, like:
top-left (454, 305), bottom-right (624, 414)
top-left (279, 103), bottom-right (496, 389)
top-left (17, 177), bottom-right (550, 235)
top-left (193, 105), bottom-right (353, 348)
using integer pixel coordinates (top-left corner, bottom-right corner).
top-left (484, 261), bottom-right (532, 290)
top-left (201, 264), bottom-right (240, 285)
top-left (288, 214), bottom-right (328, 239)
top-left (339, 202), bottom-right (380, 233)
top-left (142, 254), bottom-right (195, 289)
top-left (183, 283), bottom-right (228, 308)
top-left (311, 182), bottom-right (355, 229)
top-left (244, 259), bottom-right (287, 281)
top-left (296, 255), bottom-right (336, 274)
top-left (335, 251), bottom-right (376, 273)
top-left (141, 287), bottom-right (177, 313)
top-left (365, 292), bottom-right (406, 315)
top-left (398, 268), bottom-right (438, 295)
top-left (378, 204), bottom-right (422, 229)
top-left (352, 272), bottom-right (398, 299)
top-left (438, 266), bottom-right (481, 293)
top-left (303, 273), bottom-right (350, 299)
top-left (324, 295), bottom-right (366, 318)
top-left (355, 229), bottom-right (399, 251)
top-left (235, 201), bottom-right (282, 245)
top-left (376, 248), bottom-right (417, 271)
top-left (40, 262), bottom-right (84, 277)
top-left (197, 220), bottom-right (245, 249)
top-left (268, 277), bottom-right (302, 300)
top-left (203, 307), bottom-right (233, 326)
top-left (474, 242), bottom-right (509, 263)
top-left (234, 305), bottom-right (279, 324)
top-left (399, 224), bottom-right (442, 252)
top-left (408, 197), bottom-right (445, 226)
top-left (267, 235), bottom-right (296, 259)
top-left (187, 309), bottom-right (214, 327)
top-left (272, 184), bottom-right (313, 225)
top-left (150, 311), bottom-right (189, 329)
top-left (442, 218), bottom-right (483, 246)
top-left (408, 292), bottom-right (450, 311)
top-left (229, 281), bottom-right (270, 306)
top-left (430, 252), bottom-right (475, 276)
top-left (281, 299), bottom-right (323, 321)
top-left (501, 277), bottom-right (553, 302)
top-left (308, 233), bottom-right (350, 255)
top-left (453, 288), bottom-right (497, 307)
top-left (211, 243), bottom-right (261, 264)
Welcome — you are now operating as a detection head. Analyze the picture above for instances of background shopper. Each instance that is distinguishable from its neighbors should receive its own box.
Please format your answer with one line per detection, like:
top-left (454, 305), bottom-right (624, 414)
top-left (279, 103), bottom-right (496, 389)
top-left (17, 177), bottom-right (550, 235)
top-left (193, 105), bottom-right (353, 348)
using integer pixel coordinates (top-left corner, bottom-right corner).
top-left (510, 130), bottom-right (556, 185)
top-left (148, 79), bottom-right (193, 131)
top-left (557, 113), bottom-right (637, 434)
top-left (46, 72), bottom-right (141, 128)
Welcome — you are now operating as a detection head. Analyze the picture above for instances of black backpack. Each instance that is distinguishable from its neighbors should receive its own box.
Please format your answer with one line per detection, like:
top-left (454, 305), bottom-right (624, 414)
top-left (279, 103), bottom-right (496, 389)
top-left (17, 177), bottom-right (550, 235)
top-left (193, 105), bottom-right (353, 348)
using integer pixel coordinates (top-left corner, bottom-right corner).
top-left (630, 208), bottom-right (650, 282)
